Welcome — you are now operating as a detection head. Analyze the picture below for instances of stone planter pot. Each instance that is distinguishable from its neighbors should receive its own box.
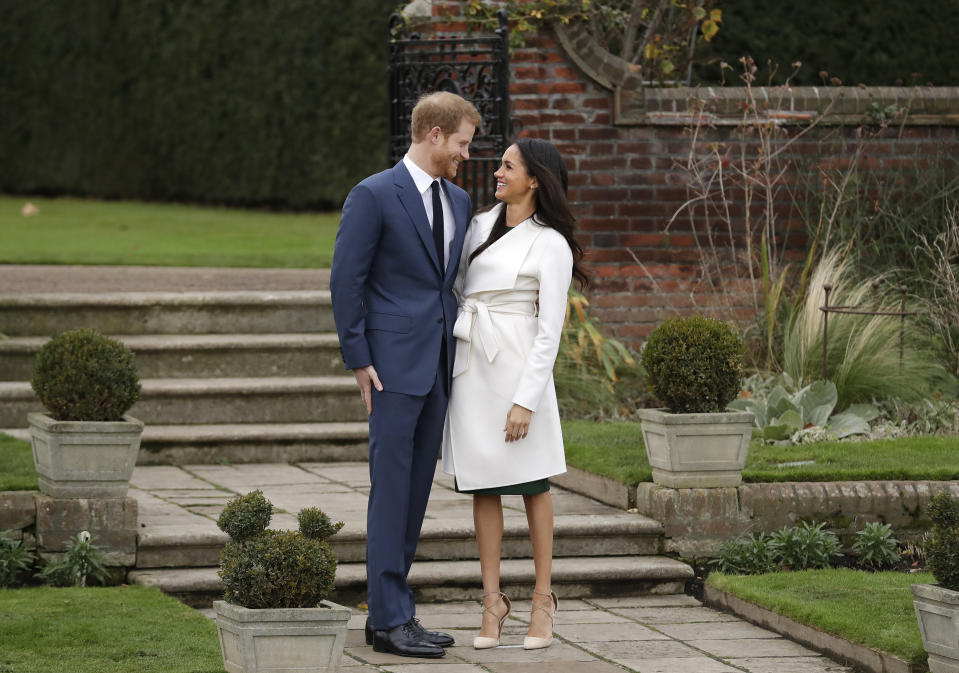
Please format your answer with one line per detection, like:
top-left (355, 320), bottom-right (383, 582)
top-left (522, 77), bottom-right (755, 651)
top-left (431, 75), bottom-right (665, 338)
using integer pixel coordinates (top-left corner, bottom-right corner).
top-left (637, 408), bottom-right (754, 488)
top-left (28, 412), bottom-right (143, 498)
top-left (214, 600), bottom-right (352, 673)
top-left (912, 583), bottom-right (959, 673)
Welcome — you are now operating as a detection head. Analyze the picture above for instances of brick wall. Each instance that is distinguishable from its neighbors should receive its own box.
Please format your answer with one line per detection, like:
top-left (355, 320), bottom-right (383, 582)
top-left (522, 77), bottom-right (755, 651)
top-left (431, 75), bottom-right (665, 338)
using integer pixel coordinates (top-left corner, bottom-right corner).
top-left (420, 2), bottom-right (959, 349)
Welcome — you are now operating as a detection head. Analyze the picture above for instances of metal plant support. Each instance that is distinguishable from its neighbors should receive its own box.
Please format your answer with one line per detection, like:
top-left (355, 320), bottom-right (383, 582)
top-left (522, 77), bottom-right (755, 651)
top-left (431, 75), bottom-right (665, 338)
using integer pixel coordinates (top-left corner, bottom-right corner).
top-left (388, 10), bottom-right (512, 207)
top-left (820, 281), bottom-right (916, 380)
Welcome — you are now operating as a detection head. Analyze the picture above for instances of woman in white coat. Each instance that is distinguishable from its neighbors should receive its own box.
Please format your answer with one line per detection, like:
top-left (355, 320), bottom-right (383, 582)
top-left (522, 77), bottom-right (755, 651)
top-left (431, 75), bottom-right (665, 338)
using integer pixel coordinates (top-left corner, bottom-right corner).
top-left (442, 138), bottom-right (588, 651)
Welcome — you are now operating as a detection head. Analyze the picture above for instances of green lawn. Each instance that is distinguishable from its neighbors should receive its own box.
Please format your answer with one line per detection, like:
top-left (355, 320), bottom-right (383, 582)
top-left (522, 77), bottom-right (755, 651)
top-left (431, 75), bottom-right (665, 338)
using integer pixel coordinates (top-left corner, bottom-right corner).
top-left (0, 434), bottom-right (37, 491)
top-left (0, 585), bottom-right (225, 673)
top-left (562, 420), bottom-right (959, 484)
top-left (0, 196), bottom-right (339, 267)
top-left (707, 569), bottom-right (931, 666)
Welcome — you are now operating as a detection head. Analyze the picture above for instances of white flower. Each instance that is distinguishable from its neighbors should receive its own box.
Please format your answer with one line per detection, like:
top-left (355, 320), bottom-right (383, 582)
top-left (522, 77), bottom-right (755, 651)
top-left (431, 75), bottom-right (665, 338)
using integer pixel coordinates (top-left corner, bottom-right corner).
top-left (79, 531), bottom-right (91, 542)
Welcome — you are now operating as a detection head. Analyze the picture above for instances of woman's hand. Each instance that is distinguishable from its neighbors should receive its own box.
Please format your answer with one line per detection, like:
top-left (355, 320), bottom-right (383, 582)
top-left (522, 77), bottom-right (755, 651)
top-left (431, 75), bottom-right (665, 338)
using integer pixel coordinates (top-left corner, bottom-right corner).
top-left (504, 404), bottom-right (532, 442)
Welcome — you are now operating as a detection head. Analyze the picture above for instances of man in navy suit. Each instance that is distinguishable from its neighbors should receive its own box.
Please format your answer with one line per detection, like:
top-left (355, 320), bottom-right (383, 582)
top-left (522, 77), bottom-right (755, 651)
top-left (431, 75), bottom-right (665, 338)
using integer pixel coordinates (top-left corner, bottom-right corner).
top-left (330, 92), bottom-right (481, 658)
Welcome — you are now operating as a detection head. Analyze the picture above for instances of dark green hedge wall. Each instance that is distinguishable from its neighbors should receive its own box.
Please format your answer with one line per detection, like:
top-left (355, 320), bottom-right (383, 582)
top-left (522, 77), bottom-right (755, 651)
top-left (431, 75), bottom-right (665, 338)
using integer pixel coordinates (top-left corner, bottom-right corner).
top-left (0, 0), bottom-right (396, 209)
top-left (695, 0), bottom-right (959, 86)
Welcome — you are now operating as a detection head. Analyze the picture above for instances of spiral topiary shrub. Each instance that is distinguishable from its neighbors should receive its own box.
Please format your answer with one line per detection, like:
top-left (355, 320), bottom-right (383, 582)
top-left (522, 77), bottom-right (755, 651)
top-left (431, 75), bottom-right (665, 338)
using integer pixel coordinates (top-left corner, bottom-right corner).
top-left (926, 492), bottom-right (959, 591)
top-left (217, 491), bottom-right (343, 609)
top-left (31, 328), bottom-right (140, 421)
top-left (640, 316), bottom-right (745, 414)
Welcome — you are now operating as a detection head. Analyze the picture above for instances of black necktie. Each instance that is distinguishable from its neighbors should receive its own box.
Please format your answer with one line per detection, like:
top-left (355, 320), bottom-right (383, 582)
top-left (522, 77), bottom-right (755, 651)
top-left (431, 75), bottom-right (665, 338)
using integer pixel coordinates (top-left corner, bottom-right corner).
top-left (431, 180), bottom-right (444, 270)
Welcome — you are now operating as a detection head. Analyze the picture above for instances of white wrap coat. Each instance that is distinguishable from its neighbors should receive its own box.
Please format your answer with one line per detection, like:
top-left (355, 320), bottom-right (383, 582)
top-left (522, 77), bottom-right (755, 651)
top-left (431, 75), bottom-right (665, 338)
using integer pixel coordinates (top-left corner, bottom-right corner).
top-left (441, 204), bottom-right (573, 491)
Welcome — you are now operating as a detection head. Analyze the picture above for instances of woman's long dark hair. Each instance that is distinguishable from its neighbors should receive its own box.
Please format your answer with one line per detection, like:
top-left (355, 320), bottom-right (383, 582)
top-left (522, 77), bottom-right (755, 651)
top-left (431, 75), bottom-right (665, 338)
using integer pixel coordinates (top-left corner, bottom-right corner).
top-left (469, 138), bottom-right (589, 289)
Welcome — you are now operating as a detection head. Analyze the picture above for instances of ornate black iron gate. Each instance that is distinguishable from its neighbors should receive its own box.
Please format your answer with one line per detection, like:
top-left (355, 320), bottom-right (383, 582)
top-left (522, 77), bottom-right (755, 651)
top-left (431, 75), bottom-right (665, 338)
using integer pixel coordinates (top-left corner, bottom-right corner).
top-left (388, 10), bottom-right (512, 208)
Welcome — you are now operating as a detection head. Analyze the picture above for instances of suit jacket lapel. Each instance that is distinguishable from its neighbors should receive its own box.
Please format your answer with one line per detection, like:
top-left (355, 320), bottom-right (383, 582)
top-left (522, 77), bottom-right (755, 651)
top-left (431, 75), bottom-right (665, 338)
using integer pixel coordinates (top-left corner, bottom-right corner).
top-left (393, 162), bottom-right (441, 273)
top-left (444, 178), bottom-right (469, 283)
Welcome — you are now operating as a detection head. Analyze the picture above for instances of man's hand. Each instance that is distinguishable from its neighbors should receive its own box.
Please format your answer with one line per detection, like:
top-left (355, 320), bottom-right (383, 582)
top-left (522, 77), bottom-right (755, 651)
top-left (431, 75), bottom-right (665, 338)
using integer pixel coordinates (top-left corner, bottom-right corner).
top-left (504, 404), bottom-right (532, 442)
top-left (352, 365), bottom-right (383, 415)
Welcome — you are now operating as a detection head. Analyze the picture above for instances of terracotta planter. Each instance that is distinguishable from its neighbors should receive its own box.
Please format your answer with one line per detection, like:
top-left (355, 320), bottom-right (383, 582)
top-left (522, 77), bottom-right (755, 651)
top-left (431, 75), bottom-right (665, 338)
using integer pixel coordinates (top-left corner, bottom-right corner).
top-left (912, 583), bottom-right (959, 673)
top-left (638, 408), bottom-right (753, 488)
top-left (28, 412), bottom-right (143, 498)
top-left (214, 599), bottom-right (352, 673)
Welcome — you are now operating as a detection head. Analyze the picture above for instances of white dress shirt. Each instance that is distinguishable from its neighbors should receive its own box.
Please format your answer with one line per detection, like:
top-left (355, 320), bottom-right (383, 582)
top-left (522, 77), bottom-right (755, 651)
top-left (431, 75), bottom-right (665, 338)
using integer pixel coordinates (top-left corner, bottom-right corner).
top-left (403, 154), bottom-right (454, 270)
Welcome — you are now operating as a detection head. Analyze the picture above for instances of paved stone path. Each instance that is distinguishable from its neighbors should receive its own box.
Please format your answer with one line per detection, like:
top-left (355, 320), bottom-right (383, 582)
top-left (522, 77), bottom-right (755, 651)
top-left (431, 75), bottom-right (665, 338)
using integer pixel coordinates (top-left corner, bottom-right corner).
top-left (136, 462), bottom-right (853, 673)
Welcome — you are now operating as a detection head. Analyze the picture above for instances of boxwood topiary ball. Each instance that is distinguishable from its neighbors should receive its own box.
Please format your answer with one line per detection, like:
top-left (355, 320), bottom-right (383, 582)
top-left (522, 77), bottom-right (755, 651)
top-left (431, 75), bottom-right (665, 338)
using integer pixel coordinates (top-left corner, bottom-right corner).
top-left (217, 490), bottom-right (273, 542)
top-left (640, 315), bottom-right (745, 414)
top-left (31, 328), bottom-right (141, 422)
top-left (926, 492), bottom-right (959, 591)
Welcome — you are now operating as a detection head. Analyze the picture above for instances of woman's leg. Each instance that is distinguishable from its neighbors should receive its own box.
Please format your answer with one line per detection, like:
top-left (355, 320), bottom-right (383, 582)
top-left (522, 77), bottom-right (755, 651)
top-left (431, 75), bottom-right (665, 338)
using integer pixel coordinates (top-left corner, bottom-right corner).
top-left (523, 491), bottom-right (555, 639)
top-left (474, 494), bottom-right (509, 637)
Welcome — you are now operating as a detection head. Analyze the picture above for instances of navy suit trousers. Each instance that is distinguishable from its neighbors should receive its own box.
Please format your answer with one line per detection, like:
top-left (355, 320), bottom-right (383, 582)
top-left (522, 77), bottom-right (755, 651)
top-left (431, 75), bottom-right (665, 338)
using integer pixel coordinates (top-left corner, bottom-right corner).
top-left (366, 363), bottom-right (448, 631)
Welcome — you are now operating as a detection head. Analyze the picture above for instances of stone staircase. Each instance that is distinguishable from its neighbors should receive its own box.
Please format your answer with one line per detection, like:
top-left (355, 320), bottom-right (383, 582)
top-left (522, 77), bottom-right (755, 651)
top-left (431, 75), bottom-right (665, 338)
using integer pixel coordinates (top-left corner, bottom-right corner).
top-left (0, 275), bottom-right (693, 604)
top-left (0, 290), bottom-right (370, 464)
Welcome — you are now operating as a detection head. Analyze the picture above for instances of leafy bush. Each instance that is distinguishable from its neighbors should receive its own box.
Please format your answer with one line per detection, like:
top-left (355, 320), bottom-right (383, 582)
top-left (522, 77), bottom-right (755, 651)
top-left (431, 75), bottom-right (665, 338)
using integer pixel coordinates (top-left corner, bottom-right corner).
top-left (852, 522), bottom-right (900, 570)
top-left (216, 490), bottom-right (274, 542)
top-left (217, 491), bottom-right (343, 609)
top-left (31, 329), bottom-right (140, 422)
top-left (770, 521), bottom-right (841, 570)
top-left (38, 531), bottom-right (110, 588)
top-left (730, 377), bottom-right (878, 443)
top-left (0, 529), bottom-right (36, 588)
top-left (925, 492), bottom-right (959, 591)
top-left (712, 533), bottom-right (779, 575)
top-left (641, 316), bottom-right (745, 413)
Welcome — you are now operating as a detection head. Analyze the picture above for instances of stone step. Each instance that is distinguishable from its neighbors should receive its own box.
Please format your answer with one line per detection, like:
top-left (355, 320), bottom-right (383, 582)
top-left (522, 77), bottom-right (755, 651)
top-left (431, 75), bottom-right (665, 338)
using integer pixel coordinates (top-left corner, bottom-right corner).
top-left (0, 333), bottom-right (345, 381)
top-left (128, 555), bottom-right (695, 608)
top-left (137, 422), bottom-right (370, 465)
top-left (135, 513), bottom-right (664, 569)
top-left (0, 291), bottom-right (333, 336)
top-left (0, 376), bottom-right (367, 427)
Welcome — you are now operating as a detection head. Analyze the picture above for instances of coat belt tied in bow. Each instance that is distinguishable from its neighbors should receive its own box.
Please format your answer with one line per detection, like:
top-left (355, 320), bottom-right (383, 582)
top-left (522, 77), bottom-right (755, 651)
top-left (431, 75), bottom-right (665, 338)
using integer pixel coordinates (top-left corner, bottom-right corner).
top-left (452, 296), bottom-right (536, 378)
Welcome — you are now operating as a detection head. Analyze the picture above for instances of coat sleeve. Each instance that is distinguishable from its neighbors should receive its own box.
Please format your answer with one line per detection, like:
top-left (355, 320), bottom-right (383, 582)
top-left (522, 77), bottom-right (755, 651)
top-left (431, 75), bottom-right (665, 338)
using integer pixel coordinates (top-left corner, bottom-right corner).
top-left (511, 232), bottom-right (573, 412)
top-left (329, 182), bottom-right (382, 370)
top-left (453, 215), bottom-right (479, 304)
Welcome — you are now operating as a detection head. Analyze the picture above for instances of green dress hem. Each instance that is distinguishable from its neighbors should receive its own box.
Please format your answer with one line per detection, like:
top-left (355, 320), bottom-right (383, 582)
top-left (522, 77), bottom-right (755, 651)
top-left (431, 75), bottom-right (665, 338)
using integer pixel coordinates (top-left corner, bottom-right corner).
top-left (454, 478), bottom-right (550, 496)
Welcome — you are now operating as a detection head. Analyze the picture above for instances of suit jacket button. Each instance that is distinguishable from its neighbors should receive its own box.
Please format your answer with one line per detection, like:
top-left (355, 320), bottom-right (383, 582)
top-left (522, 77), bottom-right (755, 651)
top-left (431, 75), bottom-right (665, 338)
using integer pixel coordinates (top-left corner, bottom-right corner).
top-left (437, 318), bottom-right (444, 324)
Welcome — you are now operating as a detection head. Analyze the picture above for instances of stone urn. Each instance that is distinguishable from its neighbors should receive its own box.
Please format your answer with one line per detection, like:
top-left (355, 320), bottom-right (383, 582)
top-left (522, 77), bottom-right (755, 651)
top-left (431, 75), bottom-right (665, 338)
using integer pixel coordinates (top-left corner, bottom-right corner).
top-left (637, 408), bottom-right (753, 488)
top-left (214, 600), bottom-right (351, 673)
top-left (28, 412), bottom-right (143, 498)
top-left (911, 583), bottom-right (959, 673)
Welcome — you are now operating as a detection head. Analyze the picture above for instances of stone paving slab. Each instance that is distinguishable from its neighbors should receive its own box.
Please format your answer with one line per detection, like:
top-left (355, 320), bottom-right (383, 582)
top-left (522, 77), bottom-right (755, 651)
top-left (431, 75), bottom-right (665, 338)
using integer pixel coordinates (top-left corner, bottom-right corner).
top-left (151, 460), bottom-right (856, 673)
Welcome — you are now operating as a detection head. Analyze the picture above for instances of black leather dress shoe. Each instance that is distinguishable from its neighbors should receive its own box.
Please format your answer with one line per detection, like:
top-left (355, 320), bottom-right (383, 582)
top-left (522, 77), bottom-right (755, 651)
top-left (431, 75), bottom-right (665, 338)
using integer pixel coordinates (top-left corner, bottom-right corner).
top-left (365, 617), bottom-right (455, 647)
top-left (407, 617), bottom-right (455, 647)
top-left (371, 621), bottom-right (445, 658)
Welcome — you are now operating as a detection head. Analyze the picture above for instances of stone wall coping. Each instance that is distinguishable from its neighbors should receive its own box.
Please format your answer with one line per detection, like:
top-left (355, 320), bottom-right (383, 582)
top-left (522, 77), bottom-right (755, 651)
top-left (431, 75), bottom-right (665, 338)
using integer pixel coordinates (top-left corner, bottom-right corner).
top-left (552, 21), bottom-right (959, 127)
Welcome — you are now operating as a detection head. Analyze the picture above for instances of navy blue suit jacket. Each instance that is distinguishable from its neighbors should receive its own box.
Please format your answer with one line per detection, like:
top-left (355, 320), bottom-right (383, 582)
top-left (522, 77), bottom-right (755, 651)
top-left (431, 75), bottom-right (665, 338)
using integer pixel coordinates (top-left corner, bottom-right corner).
top-left (330, 160), bottom-right (472, 396)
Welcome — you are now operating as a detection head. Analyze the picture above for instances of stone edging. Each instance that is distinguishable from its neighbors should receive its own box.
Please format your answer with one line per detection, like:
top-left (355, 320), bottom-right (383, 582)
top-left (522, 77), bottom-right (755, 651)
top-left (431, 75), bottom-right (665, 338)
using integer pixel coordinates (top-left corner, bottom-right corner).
top-left (704, 585), bottom-right (923, 673)
top-left (552, 465), bottom-right (636, 510)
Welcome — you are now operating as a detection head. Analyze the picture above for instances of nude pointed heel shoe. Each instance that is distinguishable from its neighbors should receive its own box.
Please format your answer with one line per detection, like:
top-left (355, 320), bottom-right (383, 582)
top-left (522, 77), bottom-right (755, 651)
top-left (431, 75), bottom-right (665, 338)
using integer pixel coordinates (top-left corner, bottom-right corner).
top-left (523, 590), bottom-right (558, 650)
top-left (473, 592), bottom-right (511, 649)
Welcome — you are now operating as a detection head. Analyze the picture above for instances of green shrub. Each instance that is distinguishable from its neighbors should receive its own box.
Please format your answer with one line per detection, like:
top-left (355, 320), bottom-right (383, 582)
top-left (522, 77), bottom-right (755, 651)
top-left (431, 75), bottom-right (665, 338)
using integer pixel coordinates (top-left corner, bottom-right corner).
top-left (30, 329), bottom-right (140, 422)
top-left (37, 531), bottom-right (110, 588)
top-left (0, 529), bottom-right (36, 588)
top-left (0, 0), bottom-right (395, 209)
top-left (218, 492), bottom-right (343, 609)
top-left (926, 492), bottom-right (959, 591)
top-left (770, 521), bottom-right (841, 570)
top-left (712, 533), bottom-right (779, 575)
top-left (216, 490), bottom-right (273, 542)
top-left (298, 507), bottom-right (344, 542)
top-left (640, 316), bottom-right (745, 413)
top-left (852, 522), bottom-right (900, 571)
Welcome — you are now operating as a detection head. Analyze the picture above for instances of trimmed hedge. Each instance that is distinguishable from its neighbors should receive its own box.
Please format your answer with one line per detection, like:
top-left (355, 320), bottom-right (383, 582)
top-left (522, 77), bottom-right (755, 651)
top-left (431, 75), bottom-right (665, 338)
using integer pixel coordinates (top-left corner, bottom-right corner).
top-left (696, 0), bottom-right (959, 86)
top-left (0, 0), bottom-right (396, 209)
